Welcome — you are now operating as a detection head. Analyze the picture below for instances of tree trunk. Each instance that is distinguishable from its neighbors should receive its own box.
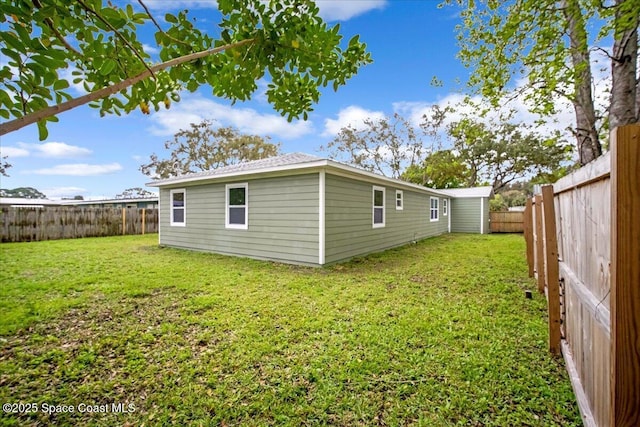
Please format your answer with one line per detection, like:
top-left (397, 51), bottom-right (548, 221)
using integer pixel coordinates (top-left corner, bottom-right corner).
top-left (609, 0), bottom-right (639, 129)
top-left (562, 0), bottom-right (602, 165)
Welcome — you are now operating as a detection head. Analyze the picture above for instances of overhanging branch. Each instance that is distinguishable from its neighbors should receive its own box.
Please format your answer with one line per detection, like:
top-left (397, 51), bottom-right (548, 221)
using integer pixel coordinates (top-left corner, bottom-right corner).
top-left (0, 38), bottom-right (256, 136)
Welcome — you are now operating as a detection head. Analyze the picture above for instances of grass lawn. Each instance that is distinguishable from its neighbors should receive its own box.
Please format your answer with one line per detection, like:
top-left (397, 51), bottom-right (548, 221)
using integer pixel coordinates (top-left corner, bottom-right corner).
top-left (0, 234), bottom-right (580, 426)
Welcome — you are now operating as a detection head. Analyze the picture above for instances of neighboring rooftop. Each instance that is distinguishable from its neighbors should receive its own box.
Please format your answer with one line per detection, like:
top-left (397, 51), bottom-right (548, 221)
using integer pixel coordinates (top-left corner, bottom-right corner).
top-left (0, 197), bottom-right (62, 207)
top-left (66, 197), bottom-right (158, 205)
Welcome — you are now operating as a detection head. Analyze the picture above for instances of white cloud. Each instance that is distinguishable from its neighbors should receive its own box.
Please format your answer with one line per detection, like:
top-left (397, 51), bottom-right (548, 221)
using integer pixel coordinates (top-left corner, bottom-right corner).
top-left (148, 95), bottom-right (314, 140)
top-left (34, 142), bottom-right (92, 158)
top-left (1, 142), bottom-right (92, 159)
top-left (393, 89), bottom-right (578, 141)
top-left (27, 163), bottom-right (123, 176)
top-left (316, 0), bottom-right (387, 21)
top-left (322, 105), bottom-right (385, 137)
top-left (0, 146), bottom-right (30, 157)
top-left (142, 44), bottom-right (160, 55)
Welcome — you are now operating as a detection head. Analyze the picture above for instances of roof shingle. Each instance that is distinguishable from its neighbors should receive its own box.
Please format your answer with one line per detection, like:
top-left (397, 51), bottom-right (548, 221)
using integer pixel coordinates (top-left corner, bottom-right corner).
top-left (150, 152), bottom-right (323, 185)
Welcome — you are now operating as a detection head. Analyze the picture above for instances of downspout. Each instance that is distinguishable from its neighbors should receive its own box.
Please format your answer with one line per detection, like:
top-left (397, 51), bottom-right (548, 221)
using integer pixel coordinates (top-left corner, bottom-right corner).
top-left (448, 198), bottom-right (451, 233)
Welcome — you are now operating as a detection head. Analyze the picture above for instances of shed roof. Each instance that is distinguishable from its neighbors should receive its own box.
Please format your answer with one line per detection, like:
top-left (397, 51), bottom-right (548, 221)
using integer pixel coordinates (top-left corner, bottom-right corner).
top-left (440, 186), bottom-right (494, 198)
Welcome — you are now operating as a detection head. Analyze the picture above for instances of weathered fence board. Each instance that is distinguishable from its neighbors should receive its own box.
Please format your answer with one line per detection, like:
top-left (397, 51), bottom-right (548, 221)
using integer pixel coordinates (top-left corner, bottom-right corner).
top-left (489, 211), bottom-right (524, 233)
top-left (1, 207), bottom-right (158, 242)
top-left (524, 125), bottom-right (640, 427)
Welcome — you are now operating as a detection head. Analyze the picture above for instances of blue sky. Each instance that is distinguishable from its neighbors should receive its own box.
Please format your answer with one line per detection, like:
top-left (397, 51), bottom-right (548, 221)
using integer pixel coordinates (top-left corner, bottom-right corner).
top-left (0, 0), bottom-right (570, 199)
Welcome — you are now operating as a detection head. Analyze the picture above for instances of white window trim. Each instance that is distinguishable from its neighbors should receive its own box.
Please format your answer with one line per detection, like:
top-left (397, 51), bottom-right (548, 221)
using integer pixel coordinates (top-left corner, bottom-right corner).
top-left (170, 188), bottom-right (186, 227)
top-left (225, 183), bottom-right (248, 230)
top-left (443, 198), bottom-right (448, 216)
top-left (430, 196), bottom-right (439, 222)
top-left (395, 190), bottom-right (403, 211)
top-left (372, 185), bottom-right (386, 228)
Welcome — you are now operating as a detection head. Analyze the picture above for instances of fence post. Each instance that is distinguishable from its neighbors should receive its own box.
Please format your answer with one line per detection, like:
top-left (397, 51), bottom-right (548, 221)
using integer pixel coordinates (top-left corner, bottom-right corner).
top-left (534, 195), bottom-right (545, 293)
top-left (524, 198), bottom-right (534, 278)
top-left (542, 185), bottom-right (561, 355)
top-left (122, 208), bottom-right (126, 236)
top-left (142, 208), bottom-right (146, 235)
top-left (610, 124), bottom-right (640, 426)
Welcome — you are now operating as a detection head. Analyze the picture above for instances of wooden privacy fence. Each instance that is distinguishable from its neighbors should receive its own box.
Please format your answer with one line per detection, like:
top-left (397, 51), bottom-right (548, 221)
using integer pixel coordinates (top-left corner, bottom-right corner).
top-left (489, 211), bottom-right (524, 233)
top-left (523, 125), bottom-right (639, 427)
top-left (1, 207), bottom-right (158, 242)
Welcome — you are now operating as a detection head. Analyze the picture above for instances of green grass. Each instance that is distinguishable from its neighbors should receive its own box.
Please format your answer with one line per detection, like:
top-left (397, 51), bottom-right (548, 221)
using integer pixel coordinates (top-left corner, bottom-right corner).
top-left (0, 234), bottom-right (580, 426)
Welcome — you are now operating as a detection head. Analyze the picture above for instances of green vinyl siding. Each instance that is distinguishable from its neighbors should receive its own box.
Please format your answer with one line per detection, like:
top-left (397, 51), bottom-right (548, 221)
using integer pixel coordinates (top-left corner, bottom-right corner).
top-left (324, 174), bottom-right (448, 264)
top-left (159, 174), bottom-right (319, 265)
top-left (450, 197), bottom-right (489, 234)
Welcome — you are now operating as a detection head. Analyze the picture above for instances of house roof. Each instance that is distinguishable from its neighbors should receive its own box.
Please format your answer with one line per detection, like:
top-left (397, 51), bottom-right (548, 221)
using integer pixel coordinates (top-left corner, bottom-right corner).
top-left (146, 152), bottom-right (453, 196)
top-left (147, 153), bottom-right (323, 186)
top-left (440, 186), bottom-right (494, 198)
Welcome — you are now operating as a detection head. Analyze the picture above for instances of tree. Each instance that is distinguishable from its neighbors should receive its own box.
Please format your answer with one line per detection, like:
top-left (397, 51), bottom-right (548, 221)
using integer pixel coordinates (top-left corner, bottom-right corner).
top-left (489, 194), bottom-right (509, 212)
top-left (0, 156), bottom-right (10, 177)
top-left (400, 107), bottom-right (572, 192)
top-left (115, 187), bottom-right (156, 199)
top-left (0, 187), bottom-right (47, 199)
top-left (402, 149), bottom-right (470, 188)
top-left (446, 118), bottom-right (572, 192)
top-left (140, 120), bottom-right (281, 178)
top-left (322, 113), bottom-right (423, 179)
top-left (0, 0), bottom-right (372, 139)
top-left (451, 0), bottom-right (638, 165)
top-left (500, 189), bottom-right (527, 207)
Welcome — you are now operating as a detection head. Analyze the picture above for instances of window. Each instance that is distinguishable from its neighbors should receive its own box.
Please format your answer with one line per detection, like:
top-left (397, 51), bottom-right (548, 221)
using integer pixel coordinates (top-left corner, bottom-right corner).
top-left (373, 186), bottom-right (385, 228)
top-left (170, 189), bottom-right (186, 226)
top-left (226, 183), bottom-right (248, 229)
top-left (443, 198), bottom-right (448, 216)
top-left (430, 197), bottom-right (439, 221)
top-left (395, 190), bottom-right (403, 210)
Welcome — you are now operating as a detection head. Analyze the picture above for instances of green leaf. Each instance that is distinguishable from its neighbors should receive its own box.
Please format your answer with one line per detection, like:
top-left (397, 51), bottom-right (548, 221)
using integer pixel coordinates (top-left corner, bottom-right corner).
top-left (37, 120), bottom-right (49, 141)
top-left (53, 79), bottom-right (70, 90)
top-left (0, 31), bottom-right (25, 53)
top-left (99, 59), bottom-right (117, 76)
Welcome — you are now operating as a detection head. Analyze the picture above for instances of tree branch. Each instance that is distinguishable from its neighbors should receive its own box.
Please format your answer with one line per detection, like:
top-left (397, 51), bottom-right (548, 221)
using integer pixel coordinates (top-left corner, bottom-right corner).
top-left (31, 0), bottom-right (82, 56)
top-left (47, 20), bottom-right (82, 56)
top-left (137, 0), bottom-right (191, 48)
top-left (76, 0), bottom-right (155, 78)
top-left (591, 45), bottom-right (615, 60)
top-left (0, 38), bottom-right (256, 136)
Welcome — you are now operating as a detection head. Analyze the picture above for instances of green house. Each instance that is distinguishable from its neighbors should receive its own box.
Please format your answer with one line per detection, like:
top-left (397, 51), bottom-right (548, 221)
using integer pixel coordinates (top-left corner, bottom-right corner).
top-left (147, 153), bottom-right (490, 266)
